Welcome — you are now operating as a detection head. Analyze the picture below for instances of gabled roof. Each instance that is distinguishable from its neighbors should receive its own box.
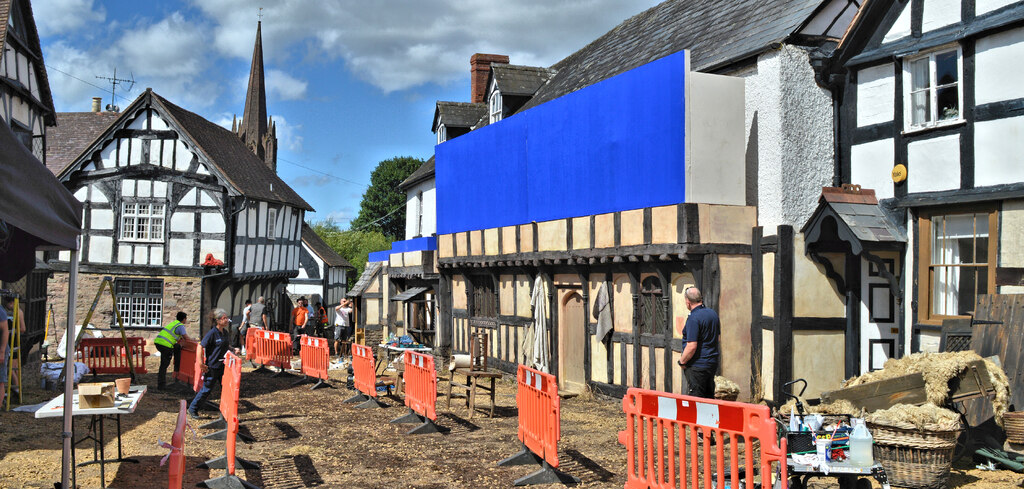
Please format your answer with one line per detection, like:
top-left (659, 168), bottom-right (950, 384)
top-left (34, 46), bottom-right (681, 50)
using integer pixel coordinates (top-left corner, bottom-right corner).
top-left (490, 64), bottom-right (557, 97)
top-left (518, 0), bottom-right (826, 112)
top-left (347, 261), bottom-right (382, 297)
top-left (58, 89), bottom-right (313, 211)
top-left (399, 155), bottom-right (434, 191)
top-left (0, 0), bottom-right (56, 125)
top-left (302, 223), bottom-right (353, 269)
top-left (433, 102), bottom-right (487, 132)
top-left (45, 112), bottom-right (120, 175)
top-left (802, 186), bottom-right (906, 256)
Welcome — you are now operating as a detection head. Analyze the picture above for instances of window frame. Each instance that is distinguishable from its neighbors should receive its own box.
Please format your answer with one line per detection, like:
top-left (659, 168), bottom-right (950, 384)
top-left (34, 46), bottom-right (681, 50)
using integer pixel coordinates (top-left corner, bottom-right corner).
top-left (114, 278), bottom-right (164, 328)
top-left (119, 200), bottom-right (166, 243)
top-left (267, 207), bottom-right (278, 240)
top-left (415, 190), bottom-right (424, 237)
top-left (916, 206), bottom-right (998, 325)
top-left (902, 45), bottom-right (964, 132)
top-left (436, 123), bottom-right (446, 145)
top-left (489, 89), bottom-right (503, 123)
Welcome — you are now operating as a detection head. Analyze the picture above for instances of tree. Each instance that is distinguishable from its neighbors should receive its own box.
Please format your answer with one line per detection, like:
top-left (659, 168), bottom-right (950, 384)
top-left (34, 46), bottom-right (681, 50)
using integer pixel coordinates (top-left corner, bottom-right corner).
top-left (349, 156), bottom-right (424, 240)
top-left (310, 219), bottom-right (391, 277)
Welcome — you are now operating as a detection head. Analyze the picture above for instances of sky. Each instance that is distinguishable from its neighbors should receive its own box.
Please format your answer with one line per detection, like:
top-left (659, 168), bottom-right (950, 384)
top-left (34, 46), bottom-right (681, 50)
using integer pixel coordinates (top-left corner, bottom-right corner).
top-left (34, 0), bottom-right (663, 228)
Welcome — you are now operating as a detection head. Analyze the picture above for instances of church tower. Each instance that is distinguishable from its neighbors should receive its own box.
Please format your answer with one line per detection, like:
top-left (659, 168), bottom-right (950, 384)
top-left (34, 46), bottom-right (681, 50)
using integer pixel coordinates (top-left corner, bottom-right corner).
top-left (235, 21), bottom-right (277, 171)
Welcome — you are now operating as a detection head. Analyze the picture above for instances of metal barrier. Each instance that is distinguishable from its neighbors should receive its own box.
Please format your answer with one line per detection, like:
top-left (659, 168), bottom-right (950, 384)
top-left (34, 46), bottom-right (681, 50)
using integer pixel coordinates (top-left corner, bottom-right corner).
top-left (244, 327), bottom-right (264, 367)
top-left (343, 343), bottom-right (386, 408)
top-left (498, 365), bottom-right (579, 486)
top-left (198, 352), bottom-right (260, 489)
top-left (293, 335), bottom-right (331, 390)
top-left (165, 400), bottom-right (187, 489)
top-left (619, 388), bottom-right (788, 489)
top-left (175, 339), bottom-right (199, 390)
top-left (390, 351), bottom-right (446, 434)
top-left (78, 337), bottom-right (149, 377)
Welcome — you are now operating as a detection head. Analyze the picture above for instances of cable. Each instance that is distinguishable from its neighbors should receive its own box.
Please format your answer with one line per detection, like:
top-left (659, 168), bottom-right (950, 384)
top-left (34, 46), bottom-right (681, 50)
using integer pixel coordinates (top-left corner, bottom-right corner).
top-left (312, 201), bottom-right (406, 235)
top-left (277, 156), bottom-right (369, 188)
top-left (46, 65), bottom-right (136, 104)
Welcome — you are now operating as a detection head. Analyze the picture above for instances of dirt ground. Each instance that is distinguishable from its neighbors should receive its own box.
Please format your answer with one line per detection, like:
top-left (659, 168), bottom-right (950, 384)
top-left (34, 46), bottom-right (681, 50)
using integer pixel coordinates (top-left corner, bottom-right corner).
top-left (1, 355), bottom-right (1021, 489)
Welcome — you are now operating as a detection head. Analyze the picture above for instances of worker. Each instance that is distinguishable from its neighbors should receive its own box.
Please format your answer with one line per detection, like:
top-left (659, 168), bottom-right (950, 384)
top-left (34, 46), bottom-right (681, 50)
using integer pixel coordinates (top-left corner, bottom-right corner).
top-left (154, 311), bottom-right (193, 390)
top-left (677, 286), bottom-right (720, 398)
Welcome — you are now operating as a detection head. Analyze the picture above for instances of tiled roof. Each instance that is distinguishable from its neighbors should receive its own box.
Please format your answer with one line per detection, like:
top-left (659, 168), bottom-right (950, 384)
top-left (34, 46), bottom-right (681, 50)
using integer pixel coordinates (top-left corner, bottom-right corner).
top-left (45, 112), bottom-right (120, 175)
top-left (347, 261), bottom-right (382, 297)
top-left (0, 0), bottom-right (56, 124)
top-left (152, 92), bottom-right (313, 210)
top-left (302, 223), bottom-right (353, 268)
top-left (399, 155), bottom-right (434, 190)
top-left (491, 64), bottom-right (557, 97)
top-left (433, 102), bottom-right (487, 131)
top-left (518, 0), bottom-right (825, 112)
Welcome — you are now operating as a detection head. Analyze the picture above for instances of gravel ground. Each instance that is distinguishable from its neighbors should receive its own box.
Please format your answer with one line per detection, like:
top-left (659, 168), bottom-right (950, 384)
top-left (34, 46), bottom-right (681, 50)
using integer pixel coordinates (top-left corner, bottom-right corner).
top-left (0, 355), bottom-right (1021, 489)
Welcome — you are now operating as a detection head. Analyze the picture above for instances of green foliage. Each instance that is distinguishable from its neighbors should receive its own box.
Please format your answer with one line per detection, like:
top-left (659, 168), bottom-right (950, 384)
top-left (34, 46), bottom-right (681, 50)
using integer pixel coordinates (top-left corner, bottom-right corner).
top-left (310, 220), bottom-right (391, 277)
top-left (350, 155), bottom-right (424, 240)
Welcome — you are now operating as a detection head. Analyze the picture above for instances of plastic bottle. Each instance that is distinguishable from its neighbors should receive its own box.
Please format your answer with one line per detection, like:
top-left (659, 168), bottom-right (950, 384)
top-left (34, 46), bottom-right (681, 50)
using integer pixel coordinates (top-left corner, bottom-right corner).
top-left (848, 419), bottom-right (874, 467)
top-left (789, 406), bottom-right (799, 432)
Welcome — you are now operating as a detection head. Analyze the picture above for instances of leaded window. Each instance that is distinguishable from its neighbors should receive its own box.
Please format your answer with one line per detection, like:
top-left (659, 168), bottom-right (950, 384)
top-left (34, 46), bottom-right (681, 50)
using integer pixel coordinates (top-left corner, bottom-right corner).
top-left (120, 201), bottom-right (165, 242)
top-left (639, 276), bottom-right (666, 335)
top-left (115, 279), bottom-right (163, 327)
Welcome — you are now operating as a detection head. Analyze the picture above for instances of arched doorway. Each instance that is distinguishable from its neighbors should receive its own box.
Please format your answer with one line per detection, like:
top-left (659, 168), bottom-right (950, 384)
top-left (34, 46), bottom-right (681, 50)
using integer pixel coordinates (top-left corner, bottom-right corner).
top-left (559, 291), bottom-right (585, 393)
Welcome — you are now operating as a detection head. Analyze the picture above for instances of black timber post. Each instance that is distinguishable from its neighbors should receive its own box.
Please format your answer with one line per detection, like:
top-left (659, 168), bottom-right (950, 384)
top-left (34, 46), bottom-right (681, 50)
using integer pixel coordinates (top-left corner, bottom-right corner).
top-left (578, 269), bottom-right (591, 386)
top-left (628, 269), bottom-right (641, 388)
top-left (437, 273), bottom-right (452, 358)
top-left (773, 225), bottom-right (794, 404)
top-left (845, 254), bottom-right (862, 378)
top-left (751, 226), bottom-right (764, 400)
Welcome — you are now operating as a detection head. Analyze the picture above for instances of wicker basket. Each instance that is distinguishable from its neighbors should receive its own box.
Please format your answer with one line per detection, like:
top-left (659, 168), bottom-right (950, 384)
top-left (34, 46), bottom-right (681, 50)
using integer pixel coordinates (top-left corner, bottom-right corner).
top-left (868, 421), bottom-right (960, 489)
top-left (1003, 411), bottom-right (1024, 444)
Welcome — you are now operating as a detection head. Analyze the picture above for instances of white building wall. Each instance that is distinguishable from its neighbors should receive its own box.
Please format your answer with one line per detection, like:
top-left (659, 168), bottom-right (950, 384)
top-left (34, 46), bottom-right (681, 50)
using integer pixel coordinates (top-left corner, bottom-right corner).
top-left (404, 178), bottom-right (437, 239)
top-left (975, 27), bottom-right (1024, 105)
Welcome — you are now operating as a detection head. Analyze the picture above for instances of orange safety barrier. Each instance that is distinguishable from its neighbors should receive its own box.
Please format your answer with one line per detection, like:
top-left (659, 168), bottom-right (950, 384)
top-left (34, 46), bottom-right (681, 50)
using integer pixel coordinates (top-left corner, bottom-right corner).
top-left (293, 335), bottom-right (331, 389)
top-left (497, 365), bottom-right (579, 485)
top-left (175, 339), bottom-right (199, 388)
top-left (619, 388), bottom-right (788, 489)
top-left (343, 343), bottom-right (387, 408)
top-left (164, 400), bottom-right (187, 489)
top-left (389, 351), bottom-right (445, 434)
top-left (192, 342), bottom-right (205, 393)
top-left (198, 351), bottom-right (260, 488)
top-left (245, 327), bottom-right (264, 366)
top-left (78, 337), bottom-right (150, 377)
top-left (250, 329), bottom-right (292, 376)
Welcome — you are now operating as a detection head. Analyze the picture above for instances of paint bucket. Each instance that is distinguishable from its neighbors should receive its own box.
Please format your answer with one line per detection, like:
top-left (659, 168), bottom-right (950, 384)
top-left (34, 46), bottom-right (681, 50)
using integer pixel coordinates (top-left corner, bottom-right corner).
top-left (115, 377), bottom-right (131, 395)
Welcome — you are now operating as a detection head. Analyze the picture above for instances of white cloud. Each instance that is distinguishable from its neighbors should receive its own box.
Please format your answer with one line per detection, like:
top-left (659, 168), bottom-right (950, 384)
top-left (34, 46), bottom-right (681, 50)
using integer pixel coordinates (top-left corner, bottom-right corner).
top-left (33, 0), bottom-right (106, 37)
top-left (192, 0), bottom-right (663, 93)
top-left (267, 69), bottom-right (307, 100)
top-left (116, 13), bottom-right (208, 78)
top-left (271, 115), bottom-right (303, 152)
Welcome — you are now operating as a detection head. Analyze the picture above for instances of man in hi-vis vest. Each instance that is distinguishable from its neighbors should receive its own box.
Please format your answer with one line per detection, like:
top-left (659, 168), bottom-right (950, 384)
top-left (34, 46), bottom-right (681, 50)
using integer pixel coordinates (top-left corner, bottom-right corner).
top-left (154, 311), bottom-right (193, 390)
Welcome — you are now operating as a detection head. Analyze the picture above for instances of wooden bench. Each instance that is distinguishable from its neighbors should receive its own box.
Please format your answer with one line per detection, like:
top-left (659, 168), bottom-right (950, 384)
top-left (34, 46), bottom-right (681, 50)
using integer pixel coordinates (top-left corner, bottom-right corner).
top-left (446, 367), bottom-right (502, 419)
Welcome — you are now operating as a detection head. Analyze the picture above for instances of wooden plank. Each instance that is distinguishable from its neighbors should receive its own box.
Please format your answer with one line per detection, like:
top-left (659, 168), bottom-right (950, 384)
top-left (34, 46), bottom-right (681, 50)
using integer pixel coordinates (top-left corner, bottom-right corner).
top-left (949, 360), bottom-right (996, 402)
top-left (820, 373), bottom-right (928, 412)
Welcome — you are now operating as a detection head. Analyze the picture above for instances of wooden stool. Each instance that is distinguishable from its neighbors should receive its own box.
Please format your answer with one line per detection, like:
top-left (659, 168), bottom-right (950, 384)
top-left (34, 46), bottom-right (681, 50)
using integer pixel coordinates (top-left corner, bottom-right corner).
top-left (446, 367), bottom-right (502, 419)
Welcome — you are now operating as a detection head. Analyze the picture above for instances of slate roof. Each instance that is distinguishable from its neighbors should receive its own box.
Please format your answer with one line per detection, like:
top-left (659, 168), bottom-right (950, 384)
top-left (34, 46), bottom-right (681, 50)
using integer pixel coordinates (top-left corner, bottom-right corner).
top-left (302, 223), bottom-right (353, 269)
top-left (347, 261), bottom-right (382, 297)
top-left (802, 187), bottom-right (906, 256)
top-left (517, 0), bottom-right (825, 113)
top-left (490, 64), bottom-right (557, 97)
top-left (45, 112), bottom-right (120, 175)
top-left (0, 0), bottom-right (56, 125)
top-left (433, 102), bottom-right (487, 131)
top-left (399, 156), bottom-right (435, 191)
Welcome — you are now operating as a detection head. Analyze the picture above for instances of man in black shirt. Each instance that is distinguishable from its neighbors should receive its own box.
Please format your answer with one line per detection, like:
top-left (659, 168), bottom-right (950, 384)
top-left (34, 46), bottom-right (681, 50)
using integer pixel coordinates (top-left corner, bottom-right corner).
top-left (188, 308), bottom-right (237, 418)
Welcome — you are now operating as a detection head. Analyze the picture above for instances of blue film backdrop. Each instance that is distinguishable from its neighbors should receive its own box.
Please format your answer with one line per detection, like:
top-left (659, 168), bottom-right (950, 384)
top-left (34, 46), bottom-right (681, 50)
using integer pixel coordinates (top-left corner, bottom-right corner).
top-left (436, 50), bottom-right (689, 235)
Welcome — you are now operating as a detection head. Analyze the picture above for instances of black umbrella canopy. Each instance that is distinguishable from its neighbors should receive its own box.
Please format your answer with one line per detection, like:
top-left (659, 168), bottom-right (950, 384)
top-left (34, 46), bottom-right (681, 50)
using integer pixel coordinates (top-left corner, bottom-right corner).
top-left (0, 121), bottom-right (82, 281)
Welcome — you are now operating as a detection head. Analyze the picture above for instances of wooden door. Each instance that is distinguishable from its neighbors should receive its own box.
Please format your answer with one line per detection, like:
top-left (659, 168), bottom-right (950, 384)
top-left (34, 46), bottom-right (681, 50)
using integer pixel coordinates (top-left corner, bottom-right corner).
top-left (559, 292), bottom-right (586, 393)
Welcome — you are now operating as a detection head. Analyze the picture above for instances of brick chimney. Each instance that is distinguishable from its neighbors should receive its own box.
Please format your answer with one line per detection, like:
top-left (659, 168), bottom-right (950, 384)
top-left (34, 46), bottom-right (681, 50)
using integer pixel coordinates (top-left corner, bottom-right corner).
top-left (91, 97), bottom-right (102, 113)
top-left (470, 53), bottom-right (509, 104)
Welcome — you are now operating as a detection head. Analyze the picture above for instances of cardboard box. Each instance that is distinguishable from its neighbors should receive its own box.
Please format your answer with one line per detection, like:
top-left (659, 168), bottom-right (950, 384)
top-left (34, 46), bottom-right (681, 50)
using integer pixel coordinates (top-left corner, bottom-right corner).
top-left (79, 382), bottom-right (115, 409)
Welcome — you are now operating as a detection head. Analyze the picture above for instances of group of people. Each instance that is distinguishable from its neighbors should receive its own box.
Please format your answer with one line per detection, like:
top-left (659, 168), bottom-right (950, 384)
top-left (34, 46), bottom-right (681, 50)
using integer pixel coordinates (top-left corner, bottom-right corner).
top-left (289, 297), bottom-right (353, 359)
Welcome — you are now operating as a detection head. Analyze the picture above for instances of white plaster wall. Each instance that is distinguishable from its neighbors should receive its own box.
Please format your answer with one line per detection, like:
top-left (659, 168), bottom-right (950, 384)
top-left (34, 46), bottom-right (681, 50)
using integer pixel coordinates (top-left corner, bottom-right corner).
top-left (737, 45), bottom-right (834, 230)
top-left (171, 211), bottom-right (194, 232)
top-left (122, 179), bottom-right (135, 197)
top-left (977, 0), bottom-right (1018, 15)
top-left (88, 236), bottom-right (112, 263)
top-left (199, 190), bottom-right (217, 207)
top-left (91, 209), bottom-right (113, 230)
top-left (975, 27), bottom-right (1024, 105)
top-left (851, 139), bottom-right (895, 200)
top-left (118, 245), bottom-right (131, 264)
top-left (201, 213), bottom-right (226, 233)
top-left (150, 246), bottom-right (164, 265)
top-left (884, 6), bottom-right (912, 43)
top-left (907, 134), bottom-right (960, 194)
top-left (169, 239), bottom-right (192, 266)
top-left (90, 185), bottom-right (108, 203)
top-left (134, 246), bottom-right (148, 264)
top-left (180, 188), bottom-right (197, 206)
top-left (151, 111), bottom-right (169, 130)
top-left (975, 116), bottom-right (1024, 187)
top-left (922, 0), bottom-right (961, 32)
top-left (404, 178), bottom-right (437, 239)
top-left (857, 64), bottom-right (896, 127)
top-left (200, 239), bottom-right (225, 261)
top-left (101, 144), bottom-right (116, 169)
top-left (153, 181), bottom-right (167, 198)
top-left (174, 141), bottom-right (191, 171)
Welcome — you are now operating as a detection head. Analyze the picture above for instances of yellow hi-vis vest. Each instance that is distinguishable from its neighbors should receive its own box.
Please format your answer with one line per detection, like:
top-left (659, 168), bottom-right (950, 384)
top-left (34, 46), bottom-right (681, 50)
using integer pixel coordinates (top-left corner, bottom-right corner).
top-left (154, 320), bottom-right (183, 348)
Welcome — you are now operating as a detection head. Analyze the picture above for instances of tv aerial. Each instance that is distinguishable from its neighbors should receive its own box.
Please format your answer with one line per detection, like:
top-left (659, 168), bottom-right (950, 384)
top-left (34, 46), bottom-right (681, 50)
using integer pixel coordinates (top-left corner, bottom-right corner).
top-left (95, 67), bottom-right (134, 112)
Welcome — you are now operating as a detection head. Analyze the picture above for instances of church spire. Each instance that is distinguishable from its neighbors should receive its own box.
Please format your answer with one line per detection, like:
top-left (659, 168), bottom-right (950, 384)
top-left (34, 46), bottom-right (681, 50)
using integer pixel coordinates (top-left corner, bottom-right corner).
top-left (237, 20), bottom-right (276, 171)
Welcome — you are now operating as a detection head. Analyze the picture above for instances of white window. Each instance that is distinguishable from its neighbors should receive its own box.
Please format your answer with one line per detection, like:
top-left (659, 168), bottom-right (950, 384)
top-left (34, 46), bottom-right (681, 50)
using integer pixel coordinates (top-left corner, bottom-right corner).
top-left (115, 279), bottom-right (163, 327)
top-left (905, 47), bottom-right (962, 129)
top-left (120, 201), bottom-right (165, 242)
top-left (268, 208), bottom-right (278, 240)
top-left (436, 124), bottom-right (447, 145)
top-left (489, 90), bottom-right (503, 123)
top-left (415, 190), bottom-right (424, 237)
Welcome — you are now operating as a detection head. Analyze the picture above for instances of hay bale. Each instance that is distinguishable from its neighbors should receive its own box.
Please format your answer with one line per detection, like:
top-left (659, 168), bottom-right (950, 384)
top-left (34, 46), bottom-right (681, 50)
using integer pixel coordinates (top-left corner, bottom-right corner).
top-left (780, 398), bottom-right (862, 416)
top-left (714, 376), bottom-right (740, 401)
top-left (866, 403), bottom-right (961, 432)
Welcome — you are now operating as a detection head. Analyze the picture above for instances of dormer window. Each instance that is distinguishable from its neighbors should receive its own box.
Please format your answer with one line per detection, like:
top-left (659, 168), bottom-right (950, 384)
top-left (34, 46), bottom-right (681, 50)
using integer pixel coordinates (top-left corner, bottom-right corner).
top-left (489, 90), bottom-right (503, 123)
top-left (436, 124), bottom-right (447, 145)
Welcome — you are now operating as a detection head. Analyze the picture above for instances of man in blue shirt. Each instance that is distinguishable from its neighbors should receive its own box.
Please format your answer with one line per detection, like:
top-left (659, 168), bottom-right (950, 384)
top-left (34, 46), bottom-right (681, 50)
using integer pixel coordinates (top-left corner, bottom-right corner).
top-left (677, 286), bottom-right (720, 398)
top-left (188, 308), bottom-right (237, 418)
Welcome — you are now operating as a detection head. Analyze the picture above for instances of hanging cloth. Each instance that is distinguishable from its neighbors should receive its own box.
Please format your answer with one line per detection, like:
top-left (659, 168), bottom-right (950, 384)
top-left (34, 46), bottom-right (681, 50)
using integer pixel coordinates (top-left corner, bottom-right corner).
top-left (593, 282), bottom-right (613, 342)
top-left (530, 275), bottom-right (550, 373)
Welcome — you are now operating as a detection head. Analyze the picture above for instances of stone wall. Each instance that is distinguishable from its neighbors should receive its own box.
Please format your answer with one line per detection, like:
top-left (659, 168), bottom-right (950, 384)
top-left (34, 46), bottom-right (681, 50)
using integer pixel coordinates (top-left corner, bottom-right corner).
top-left (46, 272), bottom-right (203, 355)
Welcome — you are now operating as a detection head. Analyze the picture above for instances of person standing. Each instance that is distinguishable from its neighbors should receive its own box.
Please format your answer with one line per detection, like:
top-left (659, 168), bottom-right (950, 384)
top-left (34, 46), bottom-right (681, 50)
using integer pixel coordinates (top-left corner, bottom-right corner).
top-left (154, 311), bottom-right (193, 390)
top-left (188, 309), bottom-right (236, 419)
top-left (246, 297), bottom-right (267, 356)
top-left (314, 302), bottom-right (328, 338)
top-left (677, 286), bottom-right (720, 398)
top-left (333, 299), bottom-right (353, 360)
top-left (291, 298), bottom-right (308, 354)
top-left (239, 300), bottom-right (252, 351)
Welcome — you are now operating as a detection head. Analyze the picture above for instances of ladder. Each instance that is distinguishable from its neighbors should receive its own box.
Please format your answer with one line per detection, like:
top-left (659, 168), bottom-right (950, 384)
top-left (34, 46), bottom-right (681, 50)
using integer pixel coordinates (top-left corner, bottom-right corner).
top-left (59, 276), bottom-right (133, 383)
top-left (5, 296), bottom-right (22, 410)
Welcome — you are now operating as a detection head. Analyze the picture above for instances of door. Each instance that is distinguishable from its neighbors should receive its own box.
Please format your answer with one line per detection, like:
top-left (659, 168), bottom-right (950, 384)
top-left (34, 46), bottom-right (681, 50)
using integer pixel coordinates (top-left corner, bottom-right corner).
top-left (559, 292), bottom-right (586, 393)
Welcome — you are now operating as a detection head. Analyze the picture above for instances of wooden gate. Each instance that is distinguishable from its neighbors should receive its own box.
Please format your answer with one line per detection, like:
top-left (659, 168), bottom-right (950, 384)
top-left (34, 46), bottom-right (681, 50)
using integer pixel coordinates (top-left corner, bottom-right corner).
top-left (968, 294), bottom-right (1024, 424)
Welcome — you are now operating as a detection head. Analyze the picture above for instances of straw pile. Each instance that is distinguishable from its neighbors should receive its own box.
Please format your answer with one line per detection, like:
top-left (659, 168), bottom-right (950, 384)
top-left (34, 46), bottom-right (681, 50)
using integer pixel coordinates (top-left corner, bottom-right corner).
top-left (842, 351), bottom-right (1010, 424)
top-left (780, 398), bottom-right (862, 416)
top-left (866, 403), bottom-right (961, 431)
top-left (714, 376), bottom-right (740, 400)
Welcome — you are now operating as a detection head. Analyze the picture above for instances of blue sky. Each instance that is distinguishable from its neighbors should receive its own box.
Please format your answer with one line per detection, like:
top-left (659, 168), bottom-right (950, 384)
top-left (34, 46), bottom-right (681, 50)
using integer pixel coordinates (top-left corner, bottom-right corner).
top-left (35, 0), bottom-right (662, 227)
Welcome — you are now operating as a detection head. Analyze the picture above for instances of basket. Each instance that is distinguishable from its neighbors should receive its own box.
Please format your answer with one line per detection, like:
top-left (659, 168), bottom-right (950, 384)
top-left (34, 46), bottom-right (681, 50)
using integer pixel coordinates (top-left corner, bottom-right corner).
top-left (1003, 411), bottom-right (1024, 444)
top-left (868, 421), bottom-right (960, 489)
